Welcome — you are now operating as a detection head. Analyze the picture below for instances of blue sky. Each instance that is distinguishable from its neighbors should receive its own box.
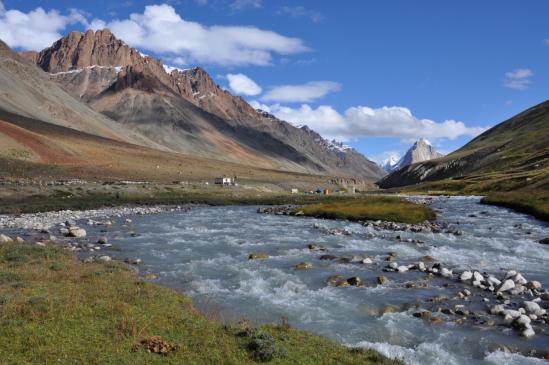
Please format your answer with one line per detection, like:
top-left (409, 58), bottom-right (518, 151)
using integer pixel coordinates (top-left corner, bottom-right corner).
top-left (1, 0), bottom-right (547, 164)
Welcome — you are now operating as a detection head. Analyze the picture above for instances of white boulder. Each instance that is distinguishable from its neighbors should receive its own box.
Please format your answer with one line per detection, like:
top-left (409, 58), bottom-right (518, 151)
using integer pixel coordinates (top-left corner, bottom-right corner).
top-left (498, 279), bottom-right (515, 293)
top-left (460, 271), bottom-right (473, 281)
top-left (68, 227), bottom-right (87, 238)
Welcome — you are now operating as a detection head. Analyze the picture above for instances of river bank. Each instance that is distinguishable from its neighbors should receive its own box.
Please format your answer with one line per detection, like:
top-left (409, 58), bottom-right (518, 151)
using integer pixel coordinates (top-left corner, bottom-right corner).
top-left (0, 240), bottom-right (400, 364)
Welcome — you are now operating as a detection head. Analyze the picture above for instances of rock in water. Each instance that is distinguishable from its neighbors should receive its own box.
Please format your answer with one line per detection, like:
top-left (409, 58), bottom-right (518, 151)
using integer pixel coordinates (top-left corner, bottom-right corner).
top-left (248, 253), bottom-right (269, 260)
top-left (295, 262), bottom-right (313, 270)
top-left (460, 271), bottom-right (473, 281)
top-left (68, 227), bottom-right (87, 238)
top-left (346, 277), bottom-right (363, 286)
top-left (497, 279), bottom-right (515, 293)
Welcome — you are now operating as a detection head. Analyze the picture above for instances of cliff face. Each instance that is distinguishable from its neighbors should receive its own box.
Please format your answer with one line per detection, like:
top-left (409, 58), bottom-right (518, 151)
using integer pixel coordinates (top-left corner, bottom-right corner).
top-left (24, 29), bottom-right (385, 180)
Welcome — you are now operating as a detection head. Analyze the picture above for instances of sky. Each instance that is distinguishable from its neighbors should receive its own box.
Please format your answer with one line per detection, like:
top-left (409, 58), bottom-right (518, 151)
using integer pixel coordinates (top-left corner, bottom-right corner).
top-left (0, 0), bottom-right (547, 164)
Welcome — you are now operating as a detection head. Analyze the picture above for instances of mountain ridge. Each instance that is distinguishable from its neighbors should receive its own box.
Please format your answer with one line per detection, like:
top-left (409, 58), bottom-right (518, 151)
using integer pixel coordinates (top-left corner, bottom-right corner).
top-left (21, 29), bottom-right (385, 180)
top-left (378, 101), bottom-right (549, 191)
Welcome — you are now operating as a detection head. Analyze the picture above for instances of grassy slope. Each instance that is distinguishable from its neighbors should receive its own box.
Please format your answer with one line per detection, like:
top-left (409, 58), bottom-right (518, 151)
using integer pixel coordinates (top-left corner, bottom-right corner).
top-left (480, 191), bottom-right (549, 221)
top-left (299, 196), bottom-right (435, 224)
top-left (0, 243), bottom-right (401, 365)
top-left (379, 100), bottom-right (549, 191)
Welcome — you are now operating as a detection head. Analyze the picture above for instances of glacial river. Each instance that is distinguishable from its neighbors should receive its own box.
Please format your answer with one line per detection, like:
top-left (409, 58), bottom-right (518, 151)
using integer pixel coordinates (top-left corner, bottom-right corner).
top-left (97, 196), bottom-right (548, 364)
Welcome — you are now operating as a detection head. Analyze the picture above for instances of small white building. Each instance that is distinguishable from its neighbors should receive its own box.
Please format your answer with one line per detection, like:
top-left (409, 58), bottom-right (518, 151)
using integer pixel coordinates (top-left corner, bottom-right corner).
top-left (214, 177), bottom-right (235, 186)
top-left (291, 188), bottom-right (299, 194)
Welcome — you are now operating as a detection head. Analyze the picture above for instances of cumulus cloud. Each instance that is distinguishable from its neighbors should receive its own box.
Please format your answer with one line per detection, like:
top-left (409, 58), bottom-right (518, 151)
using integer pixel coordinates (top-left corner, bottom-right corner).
top-left (503, 68), bottom-right (533, 90)
top-left (278, 6), bottom-right (323, 23)
top-left (226, 73), bottom-right (262, 96)
top-left (0, 2), bottom-right (308, 67)
top-left (93, 4), bottom-right (308, 67)
top-left (262, 81), bottom-right (341, 103)
top-left (0, 2), bottom-right (88, 50)
top-left (266, 104), bottom-right (486, 141)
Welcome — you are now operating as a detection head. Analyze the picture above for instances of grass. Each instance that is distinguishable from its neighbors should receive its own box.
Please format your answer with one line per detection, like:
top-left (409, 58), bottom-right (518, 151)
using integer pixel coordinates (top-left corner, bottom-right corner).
top-left (298, 196), bottom-right (435, 224)
top-left (481, 191), bottom-right (549, 221)
top-left (0, 187), bottom-right (365, 214)
top-left (0, 242), bottom-right (402, 365)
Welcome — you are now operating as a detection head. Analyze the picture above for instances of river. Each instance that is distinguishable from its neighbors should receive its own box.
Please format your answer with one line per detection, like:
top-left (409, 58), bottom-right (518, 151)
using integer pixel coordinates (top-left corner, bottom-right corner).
top-left (22, 196), bottom-right (549, 364)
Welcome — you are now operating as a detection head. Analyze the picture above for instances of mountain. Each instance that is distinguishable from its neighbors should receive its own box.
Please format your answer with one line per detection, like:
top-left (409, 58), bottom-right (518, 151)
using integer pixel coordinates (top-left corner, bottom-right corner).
top-left (1, 38), bottom-right (369, 188)
top-left (21, 29), bottom-right (385, 180)
top-left (380, 155), bottom-right (400, 172)
top-left (391, 139), bottom-right (443, 172)
top-left (378, 101), bottom-right (549, 191)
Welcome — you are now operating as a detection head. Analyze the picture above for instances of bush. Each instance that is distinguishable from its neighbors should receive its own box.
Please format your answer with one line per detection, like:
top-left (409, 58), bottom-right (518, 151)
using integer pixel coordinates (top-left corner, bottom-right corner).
top-left (244, 329), bottom-right (288, 362)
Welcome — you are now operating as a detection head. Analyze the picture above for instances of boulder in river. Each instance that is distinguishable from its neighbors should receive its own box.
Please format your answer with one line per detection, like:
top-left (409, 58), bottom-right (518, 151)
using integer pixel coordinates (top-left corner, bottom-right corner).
top-left (497, 279), bottom-right (515, 293)
top-left (377, 276), bottom-right (387, 285)
top-left (460, 271), bottom-right (473, 281)
top-left (248, 253), bottom-right (269, 260)
top-left (14, 236), bottom-right (25, 244)
top-left (295, 262), bottom-right (313, 270)
top-left (346, 276), bottom-right (363, 286)
top-left (97, 237), bottom-right (108, 245)
top-left (539, 238), bottom-right (549, 245)
top-left (68, 227), bottom-right (87, 238)
top-left (308, 244), bottom-right (326, 251)
top-left (327, 275), bottom-right (344, 286)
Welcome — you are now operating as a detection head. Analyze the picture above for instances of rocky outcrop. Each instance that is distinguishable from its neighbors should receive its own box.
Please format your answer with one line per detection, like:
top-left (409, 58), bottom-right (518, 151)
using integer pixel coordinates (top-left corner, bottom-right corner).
top-left (25, 29), bottom-right (385, 180)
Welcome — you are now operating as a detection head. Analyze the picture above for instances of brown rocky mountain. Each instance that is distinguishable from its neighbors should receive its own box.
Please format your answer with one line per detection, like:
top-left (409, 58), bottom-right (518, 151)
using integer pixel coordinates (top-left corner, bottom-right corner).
top-left (21, 29), bottom-right (385, 180)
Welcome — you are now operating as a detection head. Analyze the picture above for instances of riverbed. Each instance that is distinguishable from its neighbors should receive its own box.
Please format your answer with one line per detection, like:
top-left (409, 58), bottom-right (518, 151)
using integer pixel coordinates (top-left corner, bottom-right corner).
top-left (3, 196), bottom-right (548, 364)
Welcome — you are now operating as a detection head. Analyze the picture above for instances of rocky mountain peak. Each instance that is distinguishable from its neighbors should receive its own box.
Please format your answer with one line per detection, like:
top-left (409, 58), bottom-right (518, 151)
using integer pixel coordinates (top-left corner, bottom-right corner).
top-left (389, 139), bottom-right (443, 172)
top-left (32, 29), bottom-right (145, 73)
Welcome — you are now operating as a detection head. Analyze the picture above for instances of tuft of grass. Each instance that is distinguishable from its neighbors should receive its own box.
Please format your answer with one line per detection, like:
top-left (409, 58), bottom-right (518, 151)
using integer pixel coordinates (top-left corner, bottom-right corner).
top-left (0, 242), bottom-right (402, 365)
top-left (298, 196), bottom-right (435, 224)
top-left (481, 191), bottom-right (549, 221)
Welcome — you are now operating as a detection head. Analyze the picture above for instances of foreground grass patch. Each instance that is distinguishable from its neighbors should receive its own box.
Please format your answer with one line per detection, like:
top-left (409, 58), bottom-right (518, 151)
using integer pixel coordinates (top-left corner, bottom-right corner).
top-left (481, 191), bottom-right (549, 222)
top-left (0, 243), bottom-right (401, 364)
top-left (299, 196), bottom-right (435, 224)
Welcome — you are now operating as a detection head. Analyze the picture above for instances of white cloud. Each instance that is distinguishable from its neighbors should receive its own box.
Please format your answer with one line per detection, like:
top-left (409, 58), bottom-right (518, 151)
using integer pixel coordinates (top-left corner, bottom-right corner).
top-left (230, 0), bottom-right (263, 10)
top-left (503, 68), bottom-right (533, 90)
top-left (266, 104), bottom-right (486, 142)
top-left (278, 6), bottom-right (323, 23)
top-left (262, 81), bottom-right (341, 103)
top-left (0, 2), bottom-right (88, 50)
top-left (249, 100), bottom-right (272, 112)
top-left (226, 73), bottom-right (262, 96)
top-left (93, 4), bottom-right (308, 67)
